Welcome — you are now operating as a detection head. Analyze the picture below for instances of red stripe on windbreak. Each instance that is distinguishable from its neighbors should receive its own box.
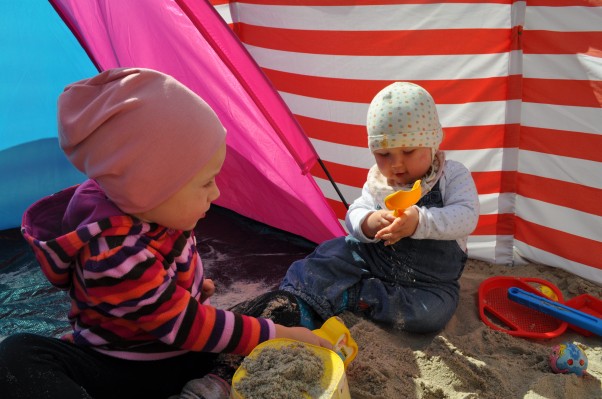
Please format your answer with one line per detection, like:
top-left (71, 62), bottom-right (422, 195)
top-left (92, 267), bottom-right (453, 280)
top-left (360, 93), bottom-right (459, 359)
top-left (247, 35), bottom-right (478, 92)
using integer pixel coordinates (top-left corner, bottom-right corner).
top-left (471, 214), bottom-right (515, 236)
top-left (321, 202), bottom-right (516, 236)
top-left (312, 162), bottom-right (516, 197)
top-left (300, 119), bottom-right (521, 150)
top-left (313, 164), bottom-right (518, 208)
top-left (515, 217), bottom-right (602, 270)
top-left (523, 31), bottom-right (602, 55)
top-left (471, 171), bottom-right (517, 194)
top-left (523, 79), bottom-right (602, 108)
top-left (442, 124), bottom-right (520, 150)
top-left (520, 126), bottom-right (602, 162)
top-left (325, 197), bottom-right (349, 221)
top-left (236, 0), bottom-right (512, 5)
top-left (297, 116), bottom-right (367, 148)
top-left (236, 24), bottom-right (511, 56)
top-left (517, 174), bottom-right (602, 217)
top-left (265, 70), bottom-right (523, 104)
top-left (323, 190), bottom-right (516, 236)
top-left (311, 160), bottom-right (368, 188)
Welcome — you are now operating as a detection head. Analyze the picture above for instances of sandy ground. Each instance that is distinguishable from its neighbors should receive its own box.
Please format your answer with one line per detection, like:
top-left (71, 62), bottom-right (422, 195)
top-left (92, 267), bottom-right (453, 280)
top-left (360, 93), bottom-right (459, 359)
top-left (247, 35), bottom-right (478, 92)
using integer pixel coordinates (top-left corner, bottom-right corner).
top-left (212, 259), bottom-right (602, 399)
top-left (1, 218), bottom-right (601, 398)
top-left (342, 260), bottom-right (602, 399)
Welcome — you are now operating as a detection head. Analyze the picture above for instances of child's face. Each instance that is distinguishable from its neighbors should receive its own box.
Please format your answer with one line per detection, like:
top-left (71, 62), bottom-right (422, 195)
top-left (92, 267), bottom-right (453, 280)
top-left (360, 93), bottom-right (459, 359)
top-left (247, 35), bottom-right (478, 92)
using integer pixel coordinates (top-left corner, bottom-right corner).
top-left (133, 142), bottom-right (226, 231)
top-left (373, 146), bottom-right (432, 186)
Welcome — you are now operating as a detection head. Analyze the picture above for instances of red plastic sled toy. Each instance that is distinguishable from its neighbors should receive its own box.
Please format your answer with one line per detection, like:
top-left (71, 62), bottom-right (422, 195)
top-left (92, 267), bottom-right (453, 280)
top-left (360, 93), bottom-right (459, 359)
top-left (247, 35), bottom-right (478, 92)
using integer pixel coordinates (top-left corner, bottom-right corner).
top-left (478, 276), bottom-right (568, 339)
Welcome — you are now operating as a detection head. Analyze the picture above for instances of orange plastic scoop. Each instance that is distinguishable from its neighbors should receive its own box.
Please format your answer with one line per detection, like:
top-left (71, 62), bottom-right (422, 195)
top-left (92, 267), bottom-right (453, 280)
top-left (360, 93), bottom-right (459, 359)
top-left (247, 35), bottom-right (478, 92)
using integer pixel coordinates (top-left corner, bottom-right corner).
top-left (384, 179), bottom-right (422, 216)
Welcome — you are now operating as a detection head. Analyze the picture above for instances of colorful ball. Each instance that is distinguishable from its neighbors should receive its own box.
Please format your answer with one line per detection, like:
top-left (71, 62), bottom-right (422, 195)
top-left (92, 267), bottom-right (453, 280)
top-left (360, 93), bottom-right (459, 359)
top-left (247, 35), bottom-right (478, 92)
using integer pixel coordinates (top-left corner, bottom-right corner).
top-left (549, 342), bottom-right (588, 376)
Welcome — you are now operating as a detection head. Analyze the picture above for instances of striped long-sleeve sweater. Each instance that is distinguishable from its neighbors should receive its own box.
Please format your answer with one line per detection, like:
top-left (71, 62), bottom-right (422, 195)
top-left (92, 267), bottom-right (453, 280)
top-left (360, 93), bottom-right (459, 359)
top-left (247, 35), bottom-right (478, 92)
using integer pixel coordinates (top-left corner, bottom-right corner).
top-left (21, 179), bottom-right (275, 360)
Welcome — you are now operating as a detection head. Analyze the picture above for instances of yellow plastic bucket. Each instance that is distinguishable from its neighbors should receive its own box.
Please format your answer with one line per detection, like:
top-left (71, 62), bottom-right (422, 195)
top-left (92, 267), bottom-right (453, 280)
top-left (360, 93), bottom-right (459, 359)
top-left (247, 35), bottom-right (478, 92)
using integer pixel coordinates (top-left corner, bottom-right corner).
top-left (230, 338), bottom-right (351, 399)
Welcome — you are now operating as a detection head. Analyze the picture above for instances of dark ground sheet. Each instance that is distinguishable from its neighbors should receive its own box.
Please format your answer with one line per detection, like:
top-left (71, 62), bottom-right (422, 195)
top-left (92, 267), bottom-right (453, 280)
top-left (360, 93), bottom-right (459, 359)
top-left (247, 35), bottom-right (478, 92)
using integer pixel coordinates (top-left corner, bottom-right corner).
top-left (0, 206), bottom-right (317, 339)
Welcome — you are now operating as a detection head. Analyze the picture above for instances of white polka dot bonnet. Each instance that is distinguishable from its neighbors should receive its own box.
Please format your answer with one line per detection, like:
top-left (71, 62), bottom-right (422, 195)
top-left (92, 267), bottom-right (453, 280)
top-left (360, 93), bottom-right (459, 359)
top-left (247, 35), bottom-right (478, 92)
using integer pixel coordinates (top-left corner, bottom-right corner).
top-left (367, 82), bottom-right (443, 156)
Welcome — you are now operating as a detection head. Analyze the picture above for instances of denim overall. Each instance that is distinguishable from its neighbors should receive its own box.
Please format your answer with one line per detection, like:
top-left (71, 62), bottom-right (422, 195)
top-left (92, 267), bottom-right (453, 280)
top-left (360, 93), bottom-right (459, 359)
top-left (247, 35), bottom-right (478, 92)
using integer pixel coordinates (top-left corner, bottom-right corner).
top-left (281, 181), bottom-right (467, 333)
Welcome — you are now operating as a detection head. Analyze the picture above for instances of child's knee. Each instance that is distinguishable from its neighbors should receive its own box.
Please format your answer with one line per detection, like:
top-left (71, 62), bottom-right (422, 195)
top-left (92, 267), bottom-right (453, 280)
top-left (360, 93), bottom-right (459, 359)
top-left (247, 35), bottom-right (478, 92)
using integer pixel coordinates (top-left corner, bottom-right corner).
top-left (401, 307), bottom-right (453, 333)
top-left (230, 290), bottom-right (301, 327)
top-left (0, 333), bottom-right (36, 363)
top-left (0, 333), bottom-right (39, 391)
top-left (404, 316), bottom-right (448, 333)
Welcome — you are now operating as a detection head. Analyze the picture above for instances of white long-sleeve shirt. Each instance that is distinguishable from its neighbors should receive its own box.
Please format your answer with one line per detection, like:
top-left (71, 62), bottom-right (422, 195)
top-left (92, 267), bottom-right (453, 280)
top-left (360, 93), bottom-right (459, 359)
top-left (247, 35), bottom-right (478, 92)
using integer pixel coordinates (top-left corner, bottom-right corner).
top-left (345, 159), bottom-right (480, 252)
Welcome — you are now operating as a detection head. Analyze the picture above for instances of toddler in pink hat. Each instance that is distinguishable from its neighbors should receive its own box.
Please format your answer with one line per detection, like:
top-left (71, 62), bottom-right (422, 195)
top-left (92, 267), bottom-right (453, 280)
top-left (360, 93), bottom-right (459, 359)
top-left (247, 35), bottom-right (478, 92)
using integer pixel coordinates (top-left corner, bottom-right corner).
top-left (0, 68), bottom-right (328, 399)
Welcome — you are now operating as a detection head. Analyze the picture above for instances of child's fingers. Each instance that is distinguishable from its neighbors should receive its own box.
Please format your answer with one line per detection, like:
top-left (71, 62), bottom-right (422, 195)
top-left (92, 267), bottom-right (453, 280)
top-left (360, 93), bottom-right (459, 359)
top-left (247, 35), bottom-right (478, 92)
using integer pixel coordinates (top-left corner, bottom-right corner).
top-left (375, 223), bottom-right (397, 239)
top-left (382, 212), bottom-right (397, 223)
top-left (376, 215), bottom-right (408, 244)
top-left (376, 231), bottom-right (400, 245)
top-left (380, 215), bottom-right (405, 234)
top-left (385, 233), bottom-right (402, 246)
top-left (394, 212), bottom-right (408, 224)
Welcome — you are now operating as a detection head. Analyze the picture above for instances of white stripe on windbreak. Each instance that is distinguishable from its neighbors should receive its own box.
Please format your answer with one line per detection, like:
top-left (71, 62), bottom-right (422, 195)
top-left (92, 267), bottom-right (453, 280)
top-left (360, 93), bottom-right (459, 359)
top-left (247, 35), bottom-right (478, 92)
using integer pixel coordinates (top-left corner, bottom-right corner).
top-left (514, 242), bottom-right (602, 284)
top-left (282, 92), bottom-right (521, 128)
top-left (309, 138), bottom-right (515, 175)
top-left (516, 195), bottom-right (602, 242)
top-left (524, 54), bottom-right (602, 81)
top-left (231, 2), bottom-right (510, 30)
top-left (521, 102), bottom-right (602, 135)
top-left (525, 6), bottom-right (602, 32)
top-left (518, 150), bottom-right (602, 189)
top-left (246, 46), bottom-right (514, 81)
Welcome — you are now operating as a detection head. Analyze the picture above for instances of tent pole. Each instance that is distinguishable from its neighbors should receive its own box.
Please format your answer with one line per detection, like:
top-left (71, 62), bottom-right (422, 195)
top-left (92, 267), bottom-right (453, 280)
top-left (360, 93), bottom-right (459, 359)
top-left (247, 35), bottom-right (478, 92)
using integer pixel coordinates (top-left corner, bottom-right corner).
top-left (317, 158), bottom-right (349, 209)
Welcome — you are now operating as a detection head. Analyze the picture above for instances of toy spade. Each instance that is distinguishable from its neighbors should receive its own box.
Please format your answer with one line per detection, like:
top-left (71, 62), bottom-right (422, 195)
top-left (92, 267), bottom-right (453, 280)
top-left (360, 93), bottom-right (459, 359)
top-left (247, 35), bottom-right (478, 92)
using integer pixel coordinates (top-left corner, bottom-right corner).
top-left (508, 287), bottom-right (602, 336)
top-left (384, 179), bottom-right (422, 217)
top-left (313, 316), bottom-right (358, 367)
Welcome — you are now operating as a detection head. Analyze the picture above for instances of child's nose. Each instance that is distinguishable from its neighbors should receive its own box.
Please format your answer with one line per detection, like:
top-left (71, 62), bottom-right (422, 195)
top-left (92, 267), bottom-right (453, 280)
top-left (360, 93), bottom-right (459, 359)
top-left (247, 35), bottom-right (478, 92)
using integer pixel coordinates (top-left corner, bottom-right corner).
top-left (210, 185), bottom-right (221, 202)
top-left (391, 153), bottom-right (405, 168)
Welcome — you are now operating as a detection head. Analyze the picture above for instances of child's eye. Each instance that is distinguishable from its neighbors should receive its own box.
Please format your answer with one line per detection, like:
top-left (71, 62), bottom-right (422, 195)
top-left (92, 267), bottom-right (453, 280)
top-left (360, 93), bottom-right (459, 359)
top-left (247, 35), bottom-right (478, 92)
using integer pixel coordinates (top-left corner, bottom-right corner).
top-left (375, 152), bottom-right (389, 157)
top-left (203, 180), bottom-right (215, 188)
top-left (403, 149), bottom-right (415, 154)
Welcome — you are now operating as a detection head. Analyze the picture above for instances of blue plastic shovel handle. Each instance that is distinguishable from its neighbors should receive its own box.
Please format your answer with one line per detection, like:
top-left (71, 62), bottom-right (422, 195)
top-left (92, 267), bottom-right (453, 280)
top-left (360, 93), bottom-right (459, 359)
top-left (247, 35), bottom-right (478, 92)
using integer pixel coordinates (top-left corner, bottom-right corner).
top-left (508, 287), bottom-right (602, 336)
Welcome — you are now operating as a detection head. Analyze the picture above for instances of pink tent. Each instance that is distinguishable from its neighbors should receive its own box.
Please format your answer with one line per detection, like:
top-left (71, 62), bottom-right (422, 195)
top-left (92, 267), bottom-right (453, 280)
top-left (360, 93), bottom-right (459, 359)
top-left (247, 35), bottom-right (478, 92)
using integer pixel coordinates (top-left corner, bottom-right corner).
top-left (51, 0), bottom-right (346, 244)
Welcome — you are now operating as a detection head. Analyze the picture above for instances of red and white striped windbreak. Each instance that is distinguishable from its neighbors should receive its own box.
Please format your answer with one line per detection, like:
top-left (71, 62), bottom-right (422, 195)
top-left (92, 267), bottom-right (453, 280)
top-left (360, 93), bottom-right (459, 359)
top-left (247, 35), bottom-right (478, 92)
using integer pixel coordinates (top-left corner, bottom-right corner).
top-left (214, 0), bottom-right (602, 283)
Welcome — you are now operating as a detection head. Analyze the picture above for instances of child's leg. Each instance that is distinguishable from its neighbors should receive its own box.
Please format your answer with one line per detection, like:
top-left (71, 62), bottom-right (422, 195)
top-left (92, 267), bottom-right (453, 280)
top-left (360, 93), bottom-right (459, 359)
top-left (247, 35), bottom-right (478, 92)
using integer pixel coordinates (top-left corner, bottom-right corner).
top-left (0, 333), bottom-right (94, 399)
top-left (358, 281), bottom-right (460, 333)
top-left (280, 236), bottom-right (368, 321)
top-left (356, 234), bottom-right (466, 332)
top-left (0, 333), bottom-right (217, 399)
top-left (229, 290), bottom-right (302, 326)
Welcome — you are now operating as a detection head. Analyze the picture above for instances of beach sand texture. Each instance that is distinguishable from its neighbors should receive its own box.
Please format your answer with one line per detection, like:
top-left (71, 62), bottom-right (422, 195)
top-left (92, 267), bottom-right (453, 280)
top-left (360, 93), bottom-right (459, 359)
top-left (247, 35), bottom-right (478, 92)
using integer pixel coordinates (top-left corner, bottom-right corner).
top-left (212, 259), bottom-right (602, 399)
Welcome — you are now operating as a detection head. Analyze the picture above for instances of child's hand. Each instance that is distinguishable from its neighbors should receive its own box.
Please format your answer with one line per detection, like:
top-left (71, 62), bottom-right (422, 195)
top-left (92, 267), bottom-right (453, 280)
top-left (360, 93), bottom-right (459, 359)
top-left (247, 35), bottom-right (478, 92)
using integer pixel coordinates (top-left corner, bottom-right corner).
top-left (274, 324), bottom-right (333, 350)
top-left (374, 206), bottom-right (419, 246)
top-left (200, 278), bottom-right (215, 303)
top-left (361, 209), bottom-right (397, 239)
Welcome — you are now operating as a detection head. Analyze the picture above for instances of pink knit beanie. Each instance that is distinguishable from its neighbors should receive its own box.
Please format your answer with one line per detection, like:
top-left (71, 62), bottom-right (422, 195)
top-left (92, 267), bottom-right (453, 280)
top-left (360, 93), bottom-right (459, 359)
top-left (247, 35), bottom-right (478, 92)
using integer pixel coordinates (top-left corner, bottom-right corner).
top-left (58, 67), bottom-right (226, 214)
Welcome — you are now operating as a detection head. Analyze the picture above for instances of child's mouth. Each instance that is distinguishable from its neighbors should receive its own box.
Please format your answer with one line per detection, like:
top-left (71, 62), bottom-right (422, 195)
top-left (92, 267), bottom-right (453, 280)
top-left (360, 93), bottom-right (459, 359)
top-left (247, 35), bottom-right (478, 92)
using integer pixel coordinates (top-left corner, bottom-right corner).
top-left (394, 172), bottom-right (407, 181)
